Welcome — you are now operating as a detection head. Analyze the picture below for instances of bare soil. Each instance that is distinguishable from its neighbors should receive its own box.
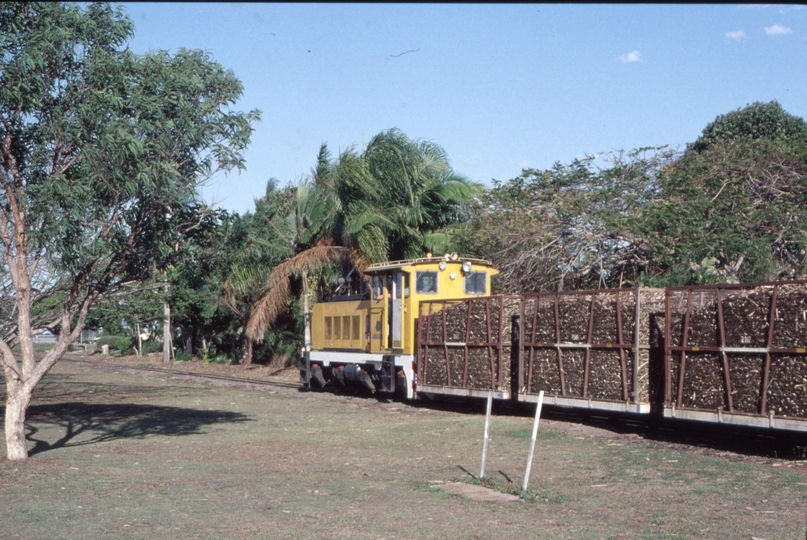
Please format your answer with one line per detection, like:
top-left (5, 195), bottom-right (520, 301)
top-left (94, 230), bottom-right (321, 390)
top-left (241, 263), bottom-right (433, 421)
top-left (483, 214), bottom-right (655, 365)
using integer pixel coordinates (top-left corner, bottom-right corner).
top-left (1, 355), bottom-right (806, 539)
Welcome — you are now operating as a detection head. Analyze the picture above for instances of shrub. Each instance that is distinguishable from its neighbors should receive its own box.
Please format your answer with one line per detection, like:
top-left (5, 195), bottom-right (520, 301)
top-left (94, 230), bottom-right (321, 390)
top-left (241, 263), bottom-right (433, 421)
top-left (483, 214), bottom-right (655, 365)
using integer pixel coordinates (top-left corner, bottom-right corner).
top-left (95, 335), bottom-right (124, 352)
top-left (141, 340), bottom-right (162, 355)
top-left (115, 336), bottom-right (133, 354)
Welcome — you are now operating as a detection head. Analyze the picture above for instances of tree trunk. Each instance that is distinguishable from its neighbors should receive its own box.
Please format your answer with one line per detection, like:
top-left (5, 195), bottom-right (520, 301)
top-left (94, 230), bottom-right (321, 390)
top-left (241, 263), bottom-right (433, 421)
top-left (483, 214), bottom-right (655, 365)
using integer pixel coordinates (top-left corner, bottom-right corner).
top-left (4, 380), bottom-right (33, 461)
top-left (136, 321), bottom-right (142, 357)
top-left (303, 271), bottom-right (312, 352)
top-left (240, 332), bottom-right (253, 366)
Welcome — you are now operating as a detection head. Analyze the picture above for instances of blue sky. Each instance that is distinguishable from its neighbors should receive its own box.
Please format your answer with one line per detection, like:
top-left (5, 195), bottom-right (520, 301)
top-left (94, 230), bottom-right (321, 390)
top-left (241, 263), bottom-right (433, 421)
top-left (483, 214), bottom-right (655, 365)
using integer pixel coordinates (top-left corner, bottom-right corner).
top-left (121, 3), bottom-right (807, 215)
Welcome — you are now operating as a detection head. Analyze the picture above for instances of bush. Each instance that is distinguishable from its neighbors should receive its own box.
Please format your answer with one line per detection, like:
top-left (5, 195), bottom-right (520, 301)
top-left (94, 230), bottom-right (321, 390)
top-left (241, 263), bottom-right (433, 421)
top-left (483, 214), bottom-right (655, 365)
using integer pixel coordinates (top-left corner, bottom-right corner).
top-left (174, 349), bottom-right (193, 362)
top-left (141, 340), bottom-right (162, 355)
top-left (115, 336), bottom-right (133, 354)
top-left (95, 335), bottom-right (124, 349)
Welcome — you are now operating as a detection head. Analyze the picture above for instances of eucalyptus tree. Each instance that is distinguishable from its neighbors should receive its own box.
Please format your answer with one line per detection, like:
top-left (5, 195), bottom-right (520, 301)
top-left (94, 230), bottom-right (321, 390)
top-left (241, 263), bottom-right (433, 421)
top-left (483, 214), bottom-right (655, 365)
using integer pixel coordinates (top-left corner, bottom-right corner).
top-left (0, 2), bottom-right (259, 460)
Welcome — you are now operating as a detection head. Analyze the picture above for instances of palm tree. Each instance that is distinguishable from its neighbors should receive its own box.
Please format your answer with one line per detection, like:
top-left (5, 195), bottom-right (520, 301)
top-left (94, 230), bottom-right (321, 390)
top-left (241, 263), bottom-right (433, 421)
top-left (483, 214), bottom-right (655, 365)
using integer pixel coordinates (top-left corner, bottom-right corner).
top-left (245, 129), bottom-right (479, 342)
top-left (219, 181), bottom-right (304, 364)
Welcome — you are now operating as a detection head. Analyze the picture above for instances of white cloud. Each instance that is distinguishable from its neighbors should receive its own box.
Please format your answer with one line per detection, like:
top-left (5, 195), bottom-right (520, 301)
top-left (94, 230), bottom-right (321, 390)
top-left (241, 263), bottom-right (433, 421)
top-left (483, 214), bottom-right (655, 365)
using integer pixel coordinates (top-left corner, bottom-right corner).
top-left (726, 30), bottom-right (746, 40)
top-left (765, 24), bottom-right (792, 35)
top-left (618, 50), bottom-right (641, 63)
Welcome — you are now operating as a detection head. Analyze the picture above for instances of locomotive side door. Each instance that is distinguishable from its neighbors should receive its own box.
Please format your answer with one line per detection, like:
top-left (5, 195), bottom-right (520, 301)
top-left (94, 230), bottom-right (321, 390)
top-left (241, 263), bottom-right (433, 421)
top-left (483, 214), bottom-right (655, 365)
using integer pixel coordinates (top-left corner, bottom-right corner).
top-left (389, 271), bottom-right (404, 349)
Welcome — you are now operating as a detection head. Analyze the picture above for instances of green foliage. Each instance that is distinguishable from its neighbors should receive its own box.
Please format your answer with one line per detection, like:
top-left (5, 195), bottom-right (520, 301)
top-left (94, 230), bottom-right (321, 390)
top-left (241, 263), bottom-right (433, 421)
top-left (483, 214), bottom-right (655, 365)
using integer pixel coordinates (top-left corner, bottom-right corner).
top-left (637, 138), bottom-right (807, 285)
top-left (203, 347), bottom-right (233, 364)
top-left (114, 336), bottom-right (133, 354)
top-left (316, 129), bottom-right (479, 262)
top-left (95, 335), bottom-right (124, 350)
top-left (164, 208), bottom-right (245, 361)
top-left (174, 349), bottom-right (193, 362)
top-left (0, 2), bottom-right (259, 354)
top-left (460, 100), bottom-right (807, 290)
top-left (140, 340), bottom-right (162, 355)
top-left (690, 101), bottom-right (807, 153)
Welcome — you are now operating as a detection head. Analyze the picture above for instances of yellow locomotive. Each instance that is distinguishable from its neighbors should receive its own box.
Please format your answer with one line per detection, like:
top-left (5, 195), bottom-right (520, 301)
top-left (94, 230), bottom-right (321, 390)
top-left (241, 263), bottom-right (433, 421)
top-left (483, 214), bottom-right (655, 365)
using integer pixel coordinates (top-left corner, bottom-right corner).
top-left (305, 255), bottom-right (498, 398)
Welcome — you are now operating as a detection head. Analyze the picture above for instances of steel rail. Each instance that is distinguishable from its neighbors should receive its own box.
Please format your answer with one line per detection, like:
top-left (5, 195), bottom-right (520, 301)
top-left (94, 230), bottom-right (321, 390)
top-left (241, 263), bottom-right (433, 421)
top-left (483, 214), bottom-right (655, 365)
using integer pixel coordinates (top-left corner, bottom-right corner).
top-left (62, 357), bottom-right (302, 390)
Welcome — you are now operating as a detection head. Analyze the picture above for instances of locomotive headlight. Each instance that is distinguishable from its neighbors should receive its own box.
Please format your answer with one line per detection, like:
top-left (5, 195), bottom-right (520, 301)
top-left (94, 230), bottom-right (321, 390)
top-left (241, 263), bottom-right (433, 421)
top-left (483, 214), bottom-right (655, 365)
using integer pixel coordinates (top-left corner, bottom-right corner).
top-left (438, 261), bottom-right (447, 271)
top-left (461, 261), bottom-right (472, 274)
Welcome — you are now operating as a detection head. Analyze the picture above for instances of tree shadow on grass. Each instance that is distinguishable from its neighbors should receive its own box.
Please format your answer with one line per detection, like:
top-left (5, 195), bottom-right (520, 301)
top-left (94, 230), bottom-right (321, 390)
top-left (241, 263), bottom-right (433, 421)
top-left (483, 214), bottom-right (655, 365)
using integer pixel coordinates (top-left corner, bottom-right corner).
top-left (20, 402), bottom-right (252, 456)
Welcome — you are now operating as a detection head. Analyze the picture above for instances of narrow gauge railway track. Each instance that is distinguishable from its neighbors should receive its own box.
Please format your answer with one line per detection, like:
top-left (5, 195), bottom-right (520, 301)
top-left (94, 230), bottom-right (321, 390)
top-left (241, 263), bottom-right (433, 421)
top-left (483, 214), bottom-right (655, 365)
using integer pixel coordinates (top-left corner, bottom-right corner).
top-left (61, 358), bottom-right (805, 462)
top-left (62, 357), bottom-right (302, 390)
top-left (408, 396), bottom-right (807, 462)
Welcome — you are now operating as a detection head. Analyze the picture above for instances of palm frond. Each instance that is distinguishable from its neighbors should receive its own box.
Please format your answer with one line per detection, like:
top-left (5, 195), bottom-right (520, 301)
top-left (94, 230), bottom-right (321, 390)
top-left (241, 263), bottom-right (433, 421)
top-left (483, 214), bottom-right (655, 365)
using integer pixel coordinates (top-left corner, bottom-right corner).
top-left (257, 244), bottom-right (354, 295)
top-left (245, 275), bottom-right (292, 341)
top-left (345, 209), bottom-right (396, 236)
top-left (246, 243), bottom-right (363, 340)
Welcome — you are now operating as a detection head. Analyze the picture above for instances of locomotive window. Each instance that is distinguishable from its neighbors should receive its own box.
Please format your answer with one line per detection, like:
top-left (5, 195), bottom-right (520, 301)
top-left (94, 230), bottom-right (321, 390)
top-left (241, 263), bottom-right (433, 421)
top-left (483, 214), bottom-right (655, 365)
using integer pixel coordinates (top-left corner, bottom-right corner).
top-left (342, 316), bottom-right (351, 340)
top-left (416, 271), bottom-right (438, 294)
top-left (325, 317), bottom-right (332, 339)
top-left (464, 271), bottom-right (487, 295)
top-left (373, 276), bottom-right (382, 299)
top-left (352, 315), bottom-right (360, 340)
top-left (334, 316), bottom-right (341, 340)
top-left (394, 273), bottom-right (403, 299)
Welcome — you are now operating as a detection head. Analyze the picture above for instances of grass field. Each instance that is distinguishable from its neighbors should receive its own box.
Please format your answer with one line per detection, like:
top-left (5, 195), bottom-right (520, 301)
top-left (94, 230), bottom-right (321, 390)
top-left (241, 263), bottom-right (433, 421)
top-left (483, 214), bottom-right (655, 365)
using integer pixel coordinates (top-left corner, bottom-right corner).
top-left (1, 359), bottom-right (806, 539)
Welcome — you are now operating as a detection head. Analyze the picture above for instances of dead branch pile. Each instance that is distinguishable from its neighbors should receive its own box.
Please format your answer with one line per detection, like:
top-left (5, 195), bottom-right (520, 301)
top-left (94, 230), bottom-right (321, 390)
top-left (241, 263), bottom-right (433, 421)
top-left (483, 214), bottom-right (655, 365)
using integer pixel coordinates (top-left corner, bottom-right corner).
top-left (418, 296), bottom-right (519, 391)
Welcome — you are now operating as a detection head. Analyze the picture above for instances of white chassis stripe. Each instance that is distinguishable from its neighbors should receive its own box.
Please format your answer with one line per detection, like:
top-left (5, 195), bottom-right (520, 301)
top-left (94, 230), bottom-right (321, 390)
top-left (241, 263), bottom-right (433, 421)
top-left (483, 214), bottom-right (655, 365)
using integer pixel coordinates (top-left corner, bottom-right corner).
top-left (309, 351), bottom-right (416, 399)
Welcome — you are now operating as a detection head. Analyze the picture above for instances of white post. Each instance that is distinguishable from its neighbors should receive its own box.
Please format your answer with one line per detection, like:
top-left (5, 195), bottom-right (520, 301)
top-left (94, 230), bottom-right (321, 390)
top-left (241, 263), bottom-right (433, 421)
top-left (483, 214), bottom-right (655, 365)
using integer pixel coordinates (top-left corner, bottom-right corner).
top-left (163, 297), bottom-right (171, 364)
top-left (522, 391), bottom-right (545, 491)
top-left (303, 271), bottom-right (312, 351)
top-left (480, 392), bottom-right (493, 479)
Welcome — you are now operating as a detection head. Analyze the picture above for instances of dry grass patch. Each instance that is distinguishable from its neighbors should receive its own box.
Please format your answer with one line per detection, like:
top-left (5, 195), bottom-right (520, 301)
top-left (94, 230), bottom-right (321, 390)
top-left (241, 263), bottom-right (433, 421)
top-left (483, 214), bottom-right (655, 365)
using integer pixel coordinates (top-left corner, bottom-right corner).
top-left (1, 360), bottom-right (806, 539)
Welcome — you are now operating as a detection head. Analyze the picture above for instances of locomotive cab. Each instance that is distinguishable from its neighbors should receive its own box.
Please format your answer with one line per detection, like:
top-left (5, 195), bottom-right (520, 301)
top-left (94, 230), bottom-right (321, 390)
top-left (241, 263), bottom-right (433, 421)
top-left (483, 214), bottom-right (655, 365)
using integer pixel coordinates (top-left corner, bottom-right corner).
top-left (307, 255), bottom-right (498, 398)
